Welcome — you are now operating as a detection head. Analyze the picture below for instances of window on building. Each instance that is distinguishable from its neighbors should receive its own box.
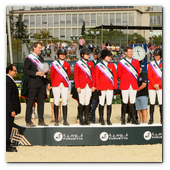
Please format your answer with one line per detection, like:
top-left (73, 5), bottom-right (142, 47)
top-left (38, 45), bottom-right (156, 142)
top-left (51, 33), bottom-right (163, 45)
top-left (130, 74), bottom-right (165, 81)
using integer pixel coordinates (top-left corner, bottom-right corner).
top-left (85, 6), bottom-right (90, 9)
top-left (72, 28), bottom-right (77, 36)
top-left (110, 13), bottom-right (115, 25)
top-left (72, 14), bottom-right (77, 26)
top-left (48, 14), bottom-right (53, 27)
top-left (24, 15), bottom-right (29, 27)
top-left (103, 13), bottom-right (108, 25)
top-left (36, 15), bottom-right (41, 27)
top-left (85, 14), bottom-right (90, 26)
top-left (96, 6), bottom-right (103, 9)
top-left (54, 28), bottom-right (59, 38)
top-left (73, 7), bottom-right (78, 9)
top-left (66, 28), bottom-right (71, 40)
top-left (91, 13), bottom-right (96, 26)
top-left (122, 13), bottom-right (127, 25)
top-left (30, 15), bottom-right (35, 27)
top-left (36, 29), bottom-right (40, 34)
top-left (129, 13), bottom-right (134, 26)
top-left (60, 14), bottom-right (65, 27)
top-left (97, 13), bottom-right (102, 26)
top-left (79, 14), bottom-right (83, 26)
top-left (154, 16), bottom-right (157, 24)
top-left (116, 13), bottom-right (121, 25)
top-left (150, 16), bottom-right (153, 24)
top-left (54, 14), bottom-right (59, 27)
top-left (157, 16), bottom-right (161, 24)
top-left (48, 28), bottom-right (53, 37)
top-left (30, 29), bottom-right (35, 38)
top-left (79, 6), bottom-right (84, 9)
top-left (66, 14), bottom-right (71, 26)
top-left (78, 28), bottom-right (82, 36)
top-left (42, 15), bottom-right (47, 27)
top-left (60, 28), bottom-right (65, 40)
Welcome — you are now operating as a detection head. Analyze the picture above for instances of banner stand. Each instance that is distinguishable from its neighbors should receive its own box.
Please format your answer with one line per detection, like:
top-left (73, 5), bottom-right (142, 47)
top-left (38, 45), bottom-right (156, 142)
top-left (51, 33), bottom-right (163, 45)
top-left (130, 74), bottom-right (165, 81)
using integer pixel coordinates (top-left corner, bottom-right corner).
top-left (11, 123), bottom-right (162, 146)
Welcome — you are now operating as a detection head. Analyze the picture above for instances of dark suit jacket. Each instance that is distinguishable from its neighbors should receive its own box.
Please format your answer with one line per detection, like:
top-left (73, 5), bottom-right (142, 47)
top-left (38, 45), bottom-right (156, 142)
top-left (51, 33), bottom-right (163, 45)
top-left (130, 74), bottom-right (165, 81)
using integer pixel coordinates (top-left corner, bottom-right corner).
top-left (6, 75), bottom-right (21, 115)
top-left (23, 54), bottom-right (45, 88)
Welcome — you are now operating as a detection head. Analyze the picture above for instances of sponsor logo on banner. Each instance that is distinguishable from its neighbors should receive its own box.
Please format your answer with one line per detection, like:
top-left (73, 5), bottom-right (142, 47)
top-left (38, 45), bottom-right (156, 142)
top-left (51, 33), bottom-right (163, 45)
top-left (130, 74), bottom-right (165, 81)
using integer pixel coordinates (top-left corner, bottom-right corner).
top-left (54, 132), bottom-right (83, 142)
top-left (100, 132), bottom-right (109, 141)
top-left (100, 132), bottom-right (128, 142)
top-left (143, 131), bottom-right (162, 141)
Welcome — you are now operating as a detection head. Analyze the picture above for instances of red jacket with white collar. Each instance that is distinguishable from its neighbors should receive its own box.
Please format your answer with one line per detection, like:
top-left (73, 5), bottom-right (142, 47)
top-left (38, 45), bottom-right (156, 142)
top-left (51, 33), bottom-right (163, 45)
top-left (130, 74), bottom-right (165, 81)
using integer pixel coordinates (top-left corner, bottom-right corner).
top-left (74, 60), bottom-right (95, 89)
top-left (117, 58), bottom-right (140, 90)
top-left (148, 61), bottom-right (162, 90)
top-left (95, 62), bottom-right (117, 91)
top-left (50, 60), bottom-right (71, 87)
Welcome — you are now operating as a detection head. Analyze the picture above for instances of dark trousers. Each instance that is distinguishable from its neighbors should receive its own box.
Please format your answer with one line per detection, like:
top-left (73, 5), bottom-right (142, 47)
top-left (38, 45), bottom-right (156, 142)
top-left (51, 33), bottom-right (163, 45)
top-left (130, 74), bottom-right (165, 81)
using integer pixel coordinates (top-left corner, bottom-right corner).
top-left (91, 100), bottom-right (99, 123)
top-left (25, 83), bottom-right (45, 123)
top-left (6, 114), bottom-right (14, 148)
top-left (79, 45), bottom-right (84, 50)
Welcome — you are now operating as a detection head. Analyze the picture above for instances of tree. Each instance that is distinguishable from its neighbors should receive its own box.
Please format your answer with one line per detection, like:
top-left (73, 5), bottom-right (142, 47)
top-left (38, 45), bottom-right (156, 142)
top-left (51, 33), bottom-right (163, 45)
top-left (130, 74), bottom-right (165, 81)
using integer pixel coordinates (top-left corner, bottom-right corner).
top-left (109, 22), bottom-right (114, 32)
top-left (33, 29), bottom-right (51, 44)
top-left (14, 13), bottom-right (29, 40)
top-left (81, 20), bottom-right (85, 35)
top-left (152, 34), bottom-right (162, 46)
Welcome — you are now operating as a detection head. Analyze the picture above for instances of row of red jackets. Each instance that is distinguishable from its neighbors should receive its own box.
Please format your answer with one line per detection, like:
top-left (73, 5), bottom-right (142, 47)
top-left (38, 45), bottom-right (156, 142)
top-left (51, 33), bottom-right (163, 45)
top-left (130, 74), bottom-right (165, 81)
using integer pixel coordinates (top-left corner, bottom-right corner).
top-left (50, 59), bottom-right (162, 91)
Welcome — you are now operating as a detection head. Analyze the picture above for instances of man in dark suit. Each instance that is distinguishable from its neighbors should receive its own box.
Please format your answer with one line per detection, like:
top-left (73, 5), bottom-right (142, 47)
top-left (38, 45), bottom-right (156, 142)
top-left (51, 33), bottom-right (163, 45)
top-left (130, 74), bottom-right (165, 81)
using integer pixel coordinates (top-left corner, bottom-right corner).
top-left (6, 64), bottom-right (21, 152)
top-left (23, 41), bottom-right (49, 127)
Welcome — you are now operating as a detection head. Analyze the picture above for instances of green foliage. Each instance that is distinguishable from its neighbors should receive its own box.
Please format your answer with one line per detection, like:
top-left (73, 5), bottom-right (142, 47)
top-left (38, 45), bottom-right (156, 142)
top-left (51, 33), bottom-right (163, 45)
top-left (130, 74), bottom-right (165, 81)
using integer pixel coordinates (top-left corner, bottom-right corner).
top-left (152, 34), bottom-right (162, 46)
top-left (14, 13), bottom-right (30, 40)
top-left (20, 97), bottom-right (26, 103)
top-left (14, 73), bottom-right (24, 80)
top-left (81, 20), bottom-right (85, 36)
top-left (82, 28), bottom-right (147, 48)
top-left (112, 95), bottom-right (122, 104)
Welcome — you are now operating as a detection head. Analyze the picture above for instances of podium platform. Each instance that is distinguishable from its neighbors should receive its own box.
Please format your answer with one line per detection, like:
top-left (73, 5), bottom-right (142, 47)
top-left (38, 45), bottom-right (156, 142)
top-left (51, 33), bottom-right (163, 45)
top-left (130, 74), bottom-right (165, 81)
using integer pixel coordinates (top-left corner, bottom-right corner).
top-left (11, 123), bottom-right (162, 146)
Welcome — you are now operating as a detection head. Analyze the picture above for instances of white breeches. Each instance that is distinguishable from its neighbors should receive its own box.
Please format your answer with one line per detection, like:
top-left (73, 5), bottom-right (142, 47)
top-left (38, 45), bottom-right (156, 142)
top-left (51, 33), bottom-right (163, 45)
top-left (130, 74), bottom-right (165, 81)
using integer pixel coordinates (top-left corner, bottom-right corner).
top-left (78, 84), bottom-right (92, 106)
top-left (99, 90), bottom-right (113, 106)
top-left (121, 85), bottom-right (137, 104)
top-left (149, 89), bottom-right (162, 105)
top-left (52, 83), bottom-right (69, 106)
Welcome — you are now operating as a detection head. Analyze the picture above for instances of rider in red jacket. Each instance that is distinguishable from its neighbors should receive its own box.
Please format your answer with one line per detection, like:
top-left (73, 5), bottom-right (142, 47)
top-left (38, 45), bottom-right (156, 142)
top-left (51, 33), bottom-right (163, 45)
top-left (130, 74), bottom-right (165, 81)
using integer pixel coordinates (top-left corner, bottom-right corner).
top-left (50, 48), bottom-right (71, 126)
top-left (148, 48), bottom-right (162, 124)
top-left (95, 49), bottom-right (117, 125)
top-left (74, 47), bottom-right (95, 125)
top-left (117, 46), bottom-right (140, 125)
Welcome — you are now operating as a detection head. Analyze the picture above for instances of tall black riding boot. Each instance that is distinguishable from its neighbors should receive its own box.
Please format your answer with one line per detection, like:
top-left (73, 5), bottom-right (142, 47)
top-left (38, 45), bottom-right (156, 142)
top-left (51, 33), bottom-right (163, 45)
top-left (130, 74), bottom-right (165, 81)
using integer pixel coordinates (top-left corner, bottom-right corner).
top-left (85, 105), bottom-right (90, 125)
top-left (131, 104), bottom-right (139, 125)
top-left (121, 103), bottom-right (127, 125)
top-left (54, 105), bottom-right (59, 126)
top-left (159, 105), bottom-right (162, 124)
top-left (148, 104), bottom-right (154, 124)
top-left (79, 104), bottom-right (85, 125)
top-left (107, 105), bottom-right (112, 125)
top-left (99, 104), bottom-right (105, 125)
top-left (62, 105), bottom-right (70, 126)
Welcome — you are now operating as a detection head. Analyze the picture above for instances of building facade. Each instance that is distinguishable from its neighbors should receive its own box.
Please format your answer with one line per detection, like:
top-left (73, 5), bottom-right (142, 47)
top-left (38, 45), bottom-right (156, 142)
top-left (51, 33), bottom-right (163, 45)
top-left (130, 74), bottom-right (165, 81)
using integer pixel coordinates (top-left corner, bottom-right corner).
top-left (9, 6), bottom-right (162, 41)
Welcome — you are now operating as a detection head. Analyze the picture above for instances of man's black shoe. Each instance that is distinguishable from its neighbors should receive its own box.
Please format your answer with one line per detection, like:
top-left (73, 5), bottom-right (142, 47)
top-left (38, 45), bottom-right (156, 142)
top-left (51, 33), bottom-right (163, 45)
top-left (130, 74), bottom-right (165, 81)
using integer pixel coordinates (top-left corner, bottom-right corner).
top-left (6, 146), bottom-right (17, 152)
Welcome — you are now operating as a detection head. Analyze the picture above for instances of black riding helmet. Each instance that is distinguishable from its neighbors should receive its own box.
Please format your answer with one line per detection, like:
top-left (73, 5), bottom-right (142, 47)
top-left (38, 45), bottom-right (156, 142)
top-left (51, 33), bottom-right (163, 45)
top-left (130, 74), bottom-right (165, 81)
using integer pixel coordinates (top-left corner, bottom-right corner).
top-left (80, 47), bottom-right (91, 58)
top-left (100, 49), bottom-right (112, 59)
top-left (154, 48), bottom-right (162, 58)
top-left (57, 48), bottom-right (67, 58)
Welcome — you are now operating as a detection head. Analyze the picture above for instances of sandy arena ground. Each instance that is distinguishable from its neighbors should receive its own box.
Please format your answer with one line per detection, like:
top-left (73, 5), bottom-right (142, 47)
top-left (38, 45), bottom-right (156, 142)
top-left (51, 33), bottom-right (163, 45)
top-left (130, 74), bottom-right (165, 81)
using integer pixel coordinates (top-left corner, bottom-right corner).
top-left (6, 93), bottom-right (162, 162)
